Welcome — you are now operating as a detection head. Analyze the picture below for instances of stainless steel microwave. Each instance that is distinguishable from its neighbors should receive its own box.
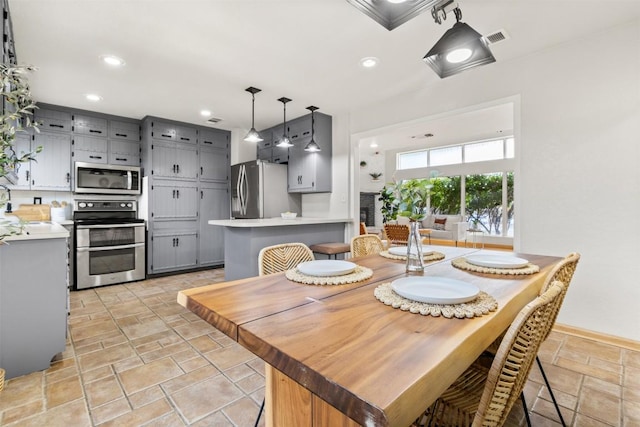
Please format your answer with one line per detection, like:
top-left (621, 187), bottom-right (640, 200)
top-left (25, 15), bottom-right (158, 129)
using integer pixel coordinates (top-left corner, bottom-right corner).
top-left (74, 162), bottom-right (141, 195)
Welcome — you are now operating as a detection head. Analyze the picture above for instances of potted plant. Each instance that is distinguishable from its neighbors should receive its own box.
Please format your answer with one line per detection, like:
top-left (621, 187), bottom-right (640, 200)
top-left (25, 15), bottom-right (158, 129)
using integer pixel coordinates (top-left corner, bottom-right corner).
top-left (369, 172), bottom-right (382, 181)
top-left (378, 185), bottom-right (398, 224)
top-left (1, 63), bottom-right (41, 240)
top-left (390, 178), bottom-right (433, 272)
top-left (360, 160), bottom-right (367, 168)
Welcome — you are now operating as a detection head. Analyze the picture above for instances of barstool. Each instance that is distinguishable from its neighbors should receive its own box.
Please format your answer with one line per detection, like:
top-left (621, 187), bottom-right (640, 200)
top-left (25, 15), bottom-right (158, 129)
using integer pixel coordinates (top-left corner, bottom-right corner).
top-left (309, 242), bottom-right (351, 260)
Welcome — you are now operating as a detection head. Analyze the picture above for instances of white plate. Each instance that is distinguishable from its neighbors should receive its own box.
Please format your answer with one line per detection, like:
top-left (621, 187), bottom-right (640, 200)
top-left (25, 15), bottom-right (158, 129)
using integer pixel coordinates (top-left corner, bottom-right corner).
top-left (391, 276), bottom-right (480, 304)
top-left (297, 260), bottom-right (357, 277)
top-left (388, 246), bottom-right (434, 256)
top-left (465, 254), bottom-right (529, 269)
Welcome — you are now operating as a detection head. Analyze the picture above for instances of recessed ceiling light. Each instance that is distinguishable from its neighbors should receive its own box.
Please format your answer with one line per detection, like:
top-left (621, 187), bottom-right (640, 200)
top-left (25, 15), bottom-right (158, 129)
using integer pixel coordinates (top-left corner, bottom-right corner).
top-left (360, 57), bottom-right (379, 68)
top-left (85, 94), bottom-right (102, 102)
top-left (100, 55), bottom-right (125, 67)
top-left (200, 110), bottom-right (211, 117)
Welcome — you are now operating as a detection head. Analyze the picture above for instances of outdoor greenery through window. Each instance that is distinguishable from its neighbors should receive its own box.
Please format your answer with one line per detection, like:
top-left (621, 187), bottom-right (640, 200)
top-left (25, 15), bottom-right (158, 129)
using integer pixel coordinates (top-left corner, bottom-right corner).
top-left (396, 136), bottom-right (515, 238)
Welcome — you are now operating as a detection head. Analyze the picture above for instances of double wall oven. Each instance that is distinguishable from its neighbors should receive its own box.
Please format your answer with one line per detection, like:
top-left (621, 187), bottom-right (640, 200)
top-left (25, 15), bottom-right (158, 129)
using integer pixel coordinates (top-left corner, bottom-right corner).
top-left (73, 200), bottom-right (145, 290)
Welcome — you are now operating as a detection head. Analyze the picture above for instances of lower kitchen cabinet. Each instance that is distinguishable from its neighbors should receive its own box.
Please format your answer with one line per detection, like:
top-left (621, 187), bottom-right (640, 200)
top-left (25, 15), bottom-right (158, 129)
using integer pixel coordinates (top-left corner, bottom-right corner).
top-left (199, 184), bottom-right (229, 266)
top-left (149, 221), bottom-right (198, 274)
top-left (0, 237), bottom-right (68, 379)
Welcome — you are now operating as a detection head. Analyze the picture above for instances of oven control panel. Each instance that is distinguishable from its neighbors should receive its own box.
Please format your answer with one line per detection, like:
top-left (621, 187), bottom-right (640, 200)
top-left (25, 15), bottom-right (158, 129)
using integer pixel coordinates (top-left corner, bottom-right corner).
top-left (75, 200), bottom-right (137, 212)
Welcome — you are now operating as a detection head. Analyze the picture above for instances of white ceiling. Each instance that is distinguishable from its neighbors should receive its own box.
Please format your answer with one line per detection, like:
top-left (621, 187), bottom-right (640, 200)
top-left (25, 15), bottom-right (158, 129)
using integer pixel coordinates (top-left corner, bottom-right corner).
top-left (9, 0), bottom-right (640, 140)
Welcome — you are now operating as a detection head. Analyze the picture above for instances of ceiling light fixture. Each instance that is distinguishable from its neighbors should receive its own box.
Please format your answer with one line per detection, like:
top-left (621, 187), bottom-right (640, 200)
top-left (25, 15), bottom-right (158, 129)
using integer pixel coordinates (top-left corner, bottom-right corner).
top-left (243, 87), bottom-right (263, 143)
top-left (360, 57), bottom-right (379, 68)
top-left (100, 55), bottom-right (125, 67)
top-left (423, 1), bottom-right (496, 78)
top-left (346, 0), bottom-right (434, 31)
top-left (85, 93), bottom-right (102, 102)
top-left (276, 97), bottom-right (293, 148)
top-left (304, 106), bottom-right (321, 153)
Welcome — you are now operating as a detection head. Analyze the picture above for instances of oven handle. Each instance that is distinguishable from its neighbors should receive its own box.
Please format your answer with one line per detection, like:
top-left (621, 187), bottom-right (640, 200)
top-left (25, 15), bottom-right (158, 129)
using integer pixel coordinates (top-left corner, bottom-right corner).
top-left (77, 242), bottom-right (145, 252)
top-left (76, 223), bottom-right (144, 230)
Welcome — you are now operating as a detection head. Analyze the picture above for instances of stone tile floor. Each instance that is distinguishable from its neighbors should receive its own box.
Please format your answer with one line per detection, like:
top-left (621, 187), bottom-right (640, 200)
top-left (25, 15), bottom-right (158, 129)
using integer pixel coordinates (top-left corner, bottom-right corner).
top-left (0, 268), bottom-right (638, 426)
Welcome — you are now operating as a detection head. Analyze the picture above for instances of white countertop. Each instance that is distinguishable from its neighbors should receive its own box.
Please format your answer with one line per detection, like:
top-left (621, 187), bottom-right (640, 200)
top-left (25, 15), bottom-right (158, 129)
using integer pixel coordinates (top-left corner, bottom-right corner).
top-left (208, 217), bottom-right (353, 228)
top-left (1, 221), bottom-right (70, 242)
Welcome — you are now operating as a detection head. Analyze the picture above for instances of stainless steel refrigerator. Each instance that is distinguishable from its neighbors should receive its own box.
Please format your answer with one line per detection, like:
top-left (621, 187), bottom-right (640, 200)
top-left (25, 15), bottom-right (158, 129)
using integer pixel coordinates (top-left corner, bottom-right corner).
top-left (231, 160), bottom-right (301, 219)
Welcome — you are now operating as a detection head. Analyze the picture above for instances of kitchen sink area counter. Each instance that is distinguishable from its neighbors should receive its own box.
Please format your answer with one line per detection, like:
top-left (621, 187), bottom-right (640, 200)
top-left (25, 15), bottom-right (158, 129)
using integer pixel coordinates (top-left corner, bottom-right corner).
top-left (209, 217), bottom-right (352, 280)
top-left (2, 221), bottom-right (70, 241)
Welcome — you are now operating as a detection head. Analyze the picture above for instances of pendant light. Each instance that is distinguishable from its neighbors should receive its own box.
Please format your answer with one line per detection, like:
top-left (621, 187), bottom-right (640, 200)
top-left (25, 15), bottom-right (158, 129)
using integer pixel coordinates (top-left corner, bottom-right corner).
top-left (243, 87), bottom-right (263, 143)
top-left (423, 6), bottom-right (495, 78)
top-left (275, 97), bottom-right (293, 148)
top-left (304, 106), bottom-right (321, 152)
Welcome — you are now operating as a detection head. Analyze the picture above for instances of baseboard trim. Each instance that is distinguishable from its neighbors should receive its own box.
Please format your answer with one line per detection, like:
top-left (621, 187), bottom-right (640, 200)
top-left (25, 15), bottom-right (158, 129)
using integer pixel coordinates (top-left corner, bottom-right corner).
top-left (554, 323), bottom-right (640, 352)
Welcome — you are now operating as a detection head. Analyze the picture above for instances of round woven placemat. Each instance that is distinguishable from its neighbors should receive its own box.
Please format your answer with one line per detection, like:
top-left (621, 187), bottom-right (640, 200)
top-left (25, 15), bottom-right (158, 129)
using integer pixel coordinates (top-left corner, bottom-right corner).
top-left (379, 250), bottom-right (445, 262)
top-left (286, 265), bottom-right (373, 285)
top-left (374, 282), bottom-right (498, 319)
top-left (452, 257), bottom-right (540, 275)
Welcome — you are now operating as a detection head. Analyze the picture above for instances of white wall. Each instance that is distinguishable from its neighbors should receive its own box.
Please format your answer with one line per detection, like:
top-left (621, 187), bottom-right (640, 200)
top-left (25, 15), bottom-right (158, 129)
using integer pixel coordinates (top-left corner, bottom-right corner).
top-left (346, 20), bottom-right (640, 341)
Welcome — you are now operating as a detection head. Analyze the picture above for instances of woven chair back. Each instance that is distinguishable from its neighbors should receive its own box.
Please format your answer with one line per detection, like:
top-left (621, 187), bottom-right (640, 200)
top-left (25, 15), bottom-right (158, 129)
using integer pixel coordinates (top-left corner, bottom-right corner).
top-left (473, 281), bottom-right (566, 426)
top-left (350, 234), bottom-right (384, 258)
top-left (258, 243), bottom-right (314, 276)
top-left (538, 252), bottom-right (580, 341)
top-left (359, 222), bottom-right (368, 235)
top-left (383, 224), bottom-right (409, 245)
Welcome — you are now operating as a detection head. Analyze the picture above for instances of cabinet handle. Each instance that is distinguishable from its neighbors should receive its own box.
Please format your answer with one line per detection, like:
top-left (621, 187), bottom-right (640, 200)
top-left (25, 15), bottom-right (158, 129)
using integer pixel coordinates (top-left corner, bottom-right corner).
top-left (176, 237), bottom-right (180, 246)
top-left (115, 133), bottom-right (127, 137)
top-left (273, 158), bottom-right (280, 163)
top-left (201, 190), bottom-right (203, 199)
top-left (49, 123), bottom-right (64, 129)
top-left (180, 137), bottom-right (190, 141)
top-left (66, 172), bottom-right (70, 183)
top-left (200, 166), bottom-right (203, 175)
top-left (203, 140), bottom-right (212, 145)
top-left (161, 133), bottom-right (172, 138)
top-left (172, 164), bottom-right (177, 173)
top-left (25, 170), bottom-right (29, 181)
top-left (115, 157), bottom-right (127, 161)
top-left (89, 129), bottom-right (103, 134)
top-left (172, 189), bottom-right (176, 198)
top-left (89, 155), bottom-right (102, 159)
top-left (172, 238), bottom-right (177, 247)
top-left (176, 189), bottom-right (180, 198)
top-left (176, 164), bottom-right (180, 174)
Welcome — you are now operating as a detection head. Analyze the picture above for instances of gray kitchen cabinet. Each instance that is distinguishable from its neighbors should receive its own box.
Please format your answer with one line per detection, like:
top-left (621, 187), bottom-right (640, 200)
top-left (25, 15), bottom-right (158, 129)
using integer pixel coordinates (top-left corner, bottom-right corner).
top-left (150, 140), bottom-right (198, 180)
top-left (150, 221), bottom-right (198, 273)
top-left (0, 237), bottom-right (67, 379)
top-left (286, 112), bottom-right (332, 193)
top-left (35, 108), bottom-right (73, 133)
top-left (31, 132), bottom-right (72, 191)
top-left (6, 132), bottom-right (32, 189)
top-left (199, 128), bottom-right (228, 149)
top-left (109, 140), bottom-right (140, 166)
top-left (150, 121), bottom-right (197, 144)
top-left (150, 181), bottom-right (198, 220)
top-left (74, 114), bottom-right (108, 137)
top-left (73, 135), bottom-right (108, 164)
top-left (109, 120), bottom-right (140, 142)
top-left (199, 183), bottom-right (229, 266)
top-left (200, 144), bottom-right (229, 182)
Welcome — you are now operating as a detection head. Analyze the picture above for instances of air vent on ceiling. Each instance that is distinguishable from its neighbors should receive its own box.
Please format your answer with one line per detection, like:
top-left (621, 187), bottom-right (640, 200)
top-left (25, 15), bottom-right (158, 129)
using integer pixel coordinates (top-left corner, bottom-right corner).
top-left (206, 117), bottom-right (223, 124)
top-left (485, 29), bottom-right (509, 45)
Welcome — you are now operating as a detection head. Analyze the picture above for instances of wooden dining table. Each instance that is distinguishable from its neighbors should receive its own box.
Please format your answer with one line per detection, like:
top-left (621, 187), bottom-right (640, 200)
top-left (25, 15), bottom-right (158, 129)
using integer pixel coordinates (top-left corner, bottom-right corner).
top-left (177, 248), bottom-right (561, 427)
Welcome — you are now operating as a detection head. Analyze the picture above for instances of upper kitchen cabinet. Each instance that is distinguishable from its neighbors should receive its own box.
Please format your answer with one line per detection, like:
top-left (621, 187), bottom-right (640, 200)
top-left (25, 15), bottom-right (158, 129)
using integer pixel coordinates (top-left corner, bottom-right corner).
top-left (287, 112), bottom-right (332, 193)
top-left (35, 108), bottom-right (73, 133)
top-left (199, 128), bottom-right (230, 182)
top-left (256, 126), bottom-right (289, 164)
top-left (108, 120), bottom-right (141, 166)
top-left (149, 121), bottom-right (197, 144)
top-left (74, 114), bottom-right (108, 137)
top-left (149, 139), bottom-right (198, 180)
top-left (32, 132), bottom-right (72, 190)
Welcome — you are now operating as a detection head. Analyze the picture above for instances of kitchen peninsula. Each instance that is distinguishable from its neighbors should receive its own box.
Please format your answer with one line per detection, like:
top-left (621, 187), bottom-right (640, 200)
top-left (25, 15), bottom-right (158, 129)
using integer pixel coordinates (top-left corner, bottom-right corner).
top-left (0, 222), bottom-right (69, 379)
top-left (208, 217), bottom-right (352, 280)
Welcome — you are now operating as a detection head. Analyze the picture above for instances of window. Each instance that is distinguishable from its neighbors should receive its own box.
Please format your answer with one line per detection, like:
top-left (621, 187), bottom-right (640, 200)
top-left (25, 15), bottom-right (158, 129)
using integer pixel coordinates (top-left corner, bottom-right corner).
top-left (429, 176), bottom-right (461, 215)
top-left (397, 150), bottom-right (427, 170)
top-left (430, 146), bottom-right (461, 166)
top-left (465, 172), bottom-right (513, 236)
top-left (464, 140), bottom-right (503, 163)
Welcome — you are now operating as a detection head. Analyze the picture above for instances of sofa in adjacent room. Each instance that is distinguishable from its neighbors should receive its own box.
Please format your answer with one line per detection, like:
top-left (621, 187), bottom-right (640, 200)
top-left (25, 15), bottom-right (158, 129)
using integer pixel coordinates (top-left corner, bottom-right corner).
top-left (397, 214), bottom-right (469, 245)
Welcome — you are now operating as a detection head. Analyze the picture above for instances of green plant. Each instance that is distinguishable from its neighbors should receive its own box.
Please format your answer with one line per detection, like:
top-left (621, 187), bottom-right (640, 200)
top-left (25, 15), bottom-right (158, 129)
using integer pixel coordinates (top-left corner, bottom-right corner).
top-left (378, 185), bottom-right (398, 223)
top-left (369, 172), bottom-right (382, 180)
top-left (1, 63), bottom-right (40, 193)
top-left (392, 178), bottom-right (433, 221)
top-left (360, 160), bottom-right (367, 167)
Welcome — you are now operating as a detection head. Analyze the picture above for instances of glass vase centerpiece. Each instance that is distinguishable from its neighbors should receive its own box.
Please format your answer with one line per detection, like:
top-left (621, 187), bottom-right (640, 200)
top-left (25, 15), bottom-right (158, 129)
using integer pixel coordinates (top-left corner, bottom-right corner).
top-left (389, 178), bottom-right (433, 273)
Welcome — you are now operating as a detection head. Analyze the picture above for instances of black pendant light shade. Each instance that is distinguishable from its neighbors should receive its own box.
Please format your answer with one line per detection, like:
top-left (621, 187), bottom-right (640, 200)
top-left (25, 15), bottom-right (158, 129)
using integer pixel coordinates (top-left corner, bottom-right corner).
top-left (276, 97), bottom-right (293, 148)
top-left (304, 106), bottom-right (321, 153)
top-left (243, 87), bottom-right (263, 143)
top-left (423, 20), bottom-right (495, 78)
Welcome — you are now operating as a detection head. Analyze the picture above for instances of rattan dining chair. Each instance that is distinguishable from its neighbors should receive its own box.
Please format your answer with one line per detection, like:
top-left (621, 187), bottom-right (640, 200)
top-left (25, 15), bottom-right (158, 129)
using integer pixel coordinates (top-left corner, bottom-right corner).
top-left (255, 242), bottom-right (315, 426)
top-left (359, 222), bottom-right (368, 235)
top-left (383, 223), bottom-right (409, 246)
top-left (257, 242), bottom-right (315, 276)
top-left (413, 281), bottom-right (566, 427)
top-left (483, 252), bottom-right (580, 427)
top-left (350, 234), bottom-right (385, 258)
